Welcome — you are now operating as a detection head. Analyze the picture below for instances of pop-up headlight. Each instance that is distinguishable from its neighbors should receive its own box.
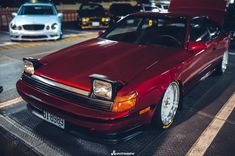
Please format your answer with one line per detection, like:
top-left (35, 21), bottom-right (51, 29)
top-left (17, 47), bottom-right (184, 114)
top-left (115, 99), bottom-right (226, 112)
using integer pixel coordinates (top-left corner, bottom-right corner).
top-left (90, 74), bottom-right (122, 101)
top-left (24, 60), bottom-right (34, 75)
top-left (93, 80), bottom-right (112, 100)
top-left (23, 57), bottom-right (41, 75)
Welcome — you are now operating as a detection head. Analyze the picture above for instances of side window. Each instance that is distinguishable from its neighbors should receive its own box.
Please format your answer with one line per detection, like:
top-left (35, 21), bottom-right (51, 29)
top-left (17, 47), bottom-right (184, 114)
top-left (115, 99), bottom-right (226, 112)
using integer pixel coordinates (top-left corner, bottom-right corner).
top-left (189, 17), bottom-right (210, 42)
top-left (207, 20), bottom-right (221, 39)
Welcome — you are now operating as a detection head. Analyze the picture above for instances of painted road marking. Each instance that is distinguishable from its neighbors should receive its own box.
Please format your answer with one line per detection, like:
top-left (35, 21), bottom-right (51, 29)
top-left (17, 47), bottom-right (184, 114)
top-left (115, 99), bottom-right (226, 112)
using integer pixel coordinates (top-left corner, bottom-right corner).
top-left (0, 42), bottom-right (18, 47)
top-left (15, 50), bottom-right (58, 59)
top-left (0, 97), bottom-right (23, 109)
top-left (0, 33), bottom-right (97, 51)
top-left (229, 52), bottom-right (235, 56)
top-left (0, 31), bottom-right (9, 35)
top-left (187, 92), bottom-right (235, 156)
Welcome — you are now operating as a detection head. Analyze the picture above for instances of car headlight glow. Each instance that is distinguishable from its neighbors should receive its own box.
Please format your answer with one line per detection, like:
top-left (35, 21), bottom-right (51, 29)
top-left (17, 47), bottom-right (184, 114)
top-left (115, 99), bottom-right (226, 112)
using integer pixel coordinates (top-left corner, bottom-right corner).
top-left (51, 23), bottom-right (58, 30)
top-left (101, 17), bottom-right (110, 22)
top-left (24, 60), bottom-right (34, 75)
top-left (18, 26), bottom-right (22, 30)
top-left (93, 80), bottom-right (112, 100)
top-left (82, 17), bottom-right (90, 22)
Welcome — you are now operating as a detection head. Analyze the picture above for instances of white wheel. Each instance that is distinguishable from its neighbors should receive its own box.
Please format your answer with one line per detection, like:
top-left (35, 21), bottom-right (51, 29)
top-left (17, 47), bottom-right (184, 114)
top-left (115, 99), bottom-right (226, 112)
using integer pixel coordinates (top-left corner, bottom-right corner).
top-left (161, 82), bottom-right (180, 126)
top-left (221, 51), bottom-right (228, 73)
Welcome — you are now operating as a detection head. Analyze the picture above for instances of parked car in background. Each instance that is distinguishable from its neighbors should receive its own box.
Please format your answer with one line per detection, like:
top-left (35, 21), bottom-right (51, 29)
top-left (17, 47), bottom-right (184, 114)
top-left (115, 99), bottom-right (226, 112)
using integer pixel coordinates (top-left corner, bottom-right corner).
top-left (9, 2), bottom-right (62, 41)
top-left (155, 2), bottom-right (169, 13)
top-left (141, 3), bottom-right (160, 12)
top-left (224, 4), bottom-right (235, 40)
top-left (77, 3), bottom-right (110, 29)
top-left (140, 1), bottom-right (169, 13)
top-left (109, 3), bottom-right (140, 23)
top-left (16, 0), bottom-right (229, 136)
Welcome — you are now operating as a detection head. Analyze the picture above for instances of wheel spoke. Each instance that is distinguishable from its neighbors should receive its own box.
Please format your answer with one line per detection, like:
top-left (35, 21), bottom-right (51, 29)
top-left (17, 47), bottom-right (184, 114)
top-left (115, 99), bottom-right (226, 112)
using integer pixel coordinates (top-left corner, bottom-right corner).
top-left (161, 82), bottom-right (180, 126)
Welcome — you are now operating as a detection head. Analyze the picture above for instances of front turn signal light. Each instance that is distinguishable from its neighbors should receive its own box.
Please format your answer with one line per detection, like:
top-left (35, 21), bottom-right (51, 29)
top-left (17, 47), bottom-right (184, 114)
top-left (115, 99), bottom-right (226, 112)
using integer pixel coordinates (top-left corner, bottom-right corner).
top-left (112, 92), bottom-right (138, 112)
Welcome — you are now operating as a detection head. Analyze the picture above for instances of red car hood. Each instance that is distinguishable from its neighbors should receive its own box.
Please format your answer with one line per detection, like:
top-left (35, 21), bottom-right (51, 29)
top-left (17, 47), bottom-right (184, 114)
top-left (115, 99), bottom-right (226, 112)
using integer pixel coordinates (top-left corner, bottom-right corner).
top-left (37, 39), bottom-right (179, 91)
top-left (169, 0), bottom-right (227, 25)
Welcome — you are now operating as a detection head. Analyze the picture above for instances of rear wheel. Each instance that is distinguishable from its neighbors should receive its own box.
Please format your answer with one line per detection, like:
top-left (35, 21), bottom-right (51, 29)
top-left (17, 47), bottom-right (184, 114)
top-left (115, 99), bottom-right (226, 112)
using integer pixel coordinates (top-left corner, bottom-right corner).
top-left (152, 81), bottom-right (180, 129)
top-left (216, 51), bottom-right (229, 75)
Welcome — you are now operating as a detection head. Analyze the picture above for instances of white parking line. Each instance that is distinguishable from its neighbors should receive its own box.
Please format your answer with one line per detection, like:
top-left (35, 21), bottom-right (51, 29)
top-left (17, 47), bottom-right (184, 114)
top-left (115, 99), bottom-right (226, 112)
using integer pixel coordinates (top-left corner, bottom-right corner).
top-left (0, 31), bottom-right (9, 34)
top-left (229, 52), bottom-right (235, 56)
top-left (187, 92), bottom-right (235, 156)
top-left (0, 97), bottom-right (23, 109)
top-left (0, 42), bottom-right (18, 47)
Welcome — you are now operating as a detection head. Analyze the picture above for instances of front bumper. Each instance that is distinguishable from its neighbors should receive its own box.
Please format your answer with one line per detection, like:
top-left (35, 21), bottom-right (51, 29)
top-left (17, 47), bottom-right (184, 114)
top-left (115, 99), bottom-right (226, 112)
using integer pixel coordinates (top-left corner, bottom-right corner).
top-left (78, 19), bottom-right (109, 29)
top-left (16, 77), bottom-right (152, 133)
top-left (9, 29), bottom-right (61, 41)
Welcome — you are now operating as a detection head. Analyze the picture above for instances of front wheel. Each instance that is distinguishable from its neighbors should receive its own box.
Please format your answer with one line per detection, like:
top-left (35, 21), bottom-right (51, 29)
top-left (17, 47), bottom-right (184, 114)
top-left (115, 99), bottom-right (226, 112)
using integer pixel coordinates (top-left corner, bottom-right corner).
top-left (152, 81), bottom-right (180, 129)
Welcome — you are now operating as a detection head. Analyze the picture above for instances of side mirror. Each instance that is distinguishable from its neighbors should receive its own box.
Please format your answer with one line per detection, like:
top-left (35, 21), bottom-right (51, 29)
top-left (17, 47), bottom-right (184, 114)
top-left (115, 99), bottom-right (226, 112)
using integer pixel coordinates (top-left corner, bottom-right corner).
top-left (12, 12), bottom-right (17, 17)
top-left (98, 30), bottom-right (105, 37)
top-left (188, 41), bottom-right (207, 55)
top-left (57, 13), bottom-right (63, 17)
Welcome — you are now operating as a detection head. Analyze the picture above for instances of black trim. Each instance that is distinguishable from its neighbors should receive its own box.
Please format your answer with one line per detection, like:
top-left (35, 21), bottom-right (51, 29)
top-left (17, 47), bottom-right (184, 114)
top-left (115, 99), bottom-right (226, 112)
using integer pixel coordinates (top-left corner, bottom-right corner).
top-left (26, 101), bottom-right (132, 124)
top-left (27, 103), bottom-right (143, 144)
top-left (89, 74), bottom-right (123, 101)
top-left (184, 59), bottom-right (221, 93)
top-left (23, 57), bottom-right (41, 69)
top-left (22, 74), bottom-right (113, 111)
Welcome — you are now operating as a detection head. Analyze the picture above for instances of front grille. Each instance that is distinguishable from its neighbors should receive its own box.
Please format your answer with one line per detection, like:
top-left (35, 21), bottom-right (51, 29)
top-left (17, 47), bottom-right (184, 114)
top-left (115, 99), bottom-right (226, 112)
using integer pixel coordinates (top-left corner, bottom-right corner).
top-left (22, 74), bottom-right (112, 111)
top-left (23, 24), bottom-right (45, 31)
top-left (22, 35), bottom-right (47, 39)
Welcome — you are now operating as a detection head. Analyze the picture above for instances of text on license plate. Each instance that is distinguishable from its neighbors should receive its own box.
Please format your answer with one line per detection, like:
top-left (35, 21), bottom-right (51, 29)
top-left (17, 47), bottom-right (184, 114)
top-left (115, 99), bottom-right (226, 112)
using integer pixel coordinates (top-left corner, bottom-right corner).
top-left (43, 111), bottom-right (65, 129)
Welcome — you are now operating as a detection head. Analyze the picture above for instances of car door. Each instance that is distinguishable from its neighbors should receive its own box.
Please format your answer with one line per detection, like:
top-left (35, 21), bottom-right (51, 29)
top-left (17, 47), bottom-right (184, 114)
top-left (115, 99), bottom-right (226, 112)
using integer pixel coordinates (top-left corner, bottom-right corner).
top-left (207, 19), bottom-right (229, 64)
top-left (183, 17), bottom-right (213, 90)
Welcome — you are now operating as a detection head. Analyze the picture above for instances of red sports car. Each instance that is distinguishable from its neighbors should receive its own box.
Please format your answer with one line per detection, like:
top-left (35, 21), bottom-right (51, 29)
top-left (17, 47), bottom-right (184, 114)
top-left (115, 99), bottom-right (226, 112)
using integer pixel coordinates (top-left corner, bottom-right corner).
top-left (17, 0), bottom-right (229, 133)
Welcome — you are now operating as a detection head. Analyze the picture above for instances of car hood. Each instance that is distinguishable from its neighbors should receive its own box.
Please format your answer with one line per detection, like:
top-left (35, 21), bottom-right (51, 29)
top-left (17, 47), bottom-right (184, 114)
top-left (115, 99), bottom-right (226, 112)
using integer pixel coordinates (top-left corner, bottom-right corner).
top-left (12, 15), bottom-right (59, 25)
top-left (37, 38), bottom-right (180, 90)
top-left (169, 0), bottom-right (227, 25)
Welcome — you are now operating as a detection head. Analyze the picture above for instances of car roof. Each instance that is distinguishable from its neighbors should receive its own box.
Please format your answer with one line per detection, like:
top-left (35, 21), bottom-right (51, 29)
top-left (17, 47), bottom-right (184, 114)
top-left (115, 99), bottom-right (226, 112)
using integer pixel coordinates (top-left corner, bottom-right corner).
top-left (22, 2), bottom-right (54, 6)
top-left (80, 3), bottom-right (103, 7)
top-left (130, 12), bottom-right (191, 19)
top-left (130, 12), bottom-right (219, 23)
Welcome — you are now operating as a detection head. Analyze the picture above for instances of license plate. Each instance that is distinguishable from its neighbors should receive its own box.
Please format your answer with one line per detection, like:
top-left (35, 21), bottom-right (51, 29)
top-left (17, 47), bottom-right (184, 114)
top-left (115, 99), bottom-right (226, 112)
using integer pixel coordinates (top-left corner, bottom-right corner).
top-left (43, 111), bottom-right (65, 129)
top-left (92, 22), bottom-right (100, 26)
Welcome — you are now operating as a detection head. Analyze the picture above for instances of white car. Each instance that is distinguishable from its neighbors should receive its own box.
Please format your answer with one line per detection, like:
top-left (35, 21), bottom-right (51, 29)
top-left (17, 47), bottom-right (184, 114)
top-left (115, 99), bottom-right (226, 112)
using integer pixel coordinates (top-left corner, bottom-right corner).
top-left (155, 2), bottom-right (169, 13)
top-left (9, 2), bottom-right (62, 41)
top-left (141, 1), bottom-right (169, 13)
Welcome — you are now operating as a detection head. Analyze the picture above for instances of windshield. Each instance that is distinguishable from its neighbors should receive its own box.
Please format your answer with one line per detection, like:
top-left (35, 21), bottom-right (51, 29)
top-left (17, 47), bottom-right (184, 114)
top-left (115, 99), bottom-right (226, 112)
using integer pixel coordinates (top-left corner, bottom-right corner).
top-left (80, 4), bottom-right (103, 11)
top-left (80, 4), bottom-right (105, 16)
top-left (19, 5), bottom-right (56, 15)
top-left (102, 16), bottom-right (186, 48)
top-left (110, 4), bottom-right (134, 16)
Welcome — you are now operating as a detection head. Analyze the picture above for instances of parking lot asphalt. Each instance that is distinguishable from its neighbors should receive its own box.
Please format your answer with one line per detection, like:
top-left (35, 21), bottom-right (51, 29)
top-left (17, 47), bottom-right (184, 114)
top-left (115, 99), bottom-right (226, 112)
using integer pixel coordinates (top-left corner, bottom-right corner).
top-left (0, 29), bottom-right (234, 156)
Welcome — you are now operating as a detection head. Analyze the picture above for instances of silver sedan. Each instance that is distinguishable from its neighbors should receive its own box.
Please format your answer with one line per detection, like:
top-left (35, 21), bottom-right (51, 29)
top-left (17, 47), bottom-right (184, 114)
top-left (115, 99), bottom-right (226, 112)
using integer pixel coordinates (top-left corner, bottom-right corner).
top-left (9, 2), bottom-right (62, 41)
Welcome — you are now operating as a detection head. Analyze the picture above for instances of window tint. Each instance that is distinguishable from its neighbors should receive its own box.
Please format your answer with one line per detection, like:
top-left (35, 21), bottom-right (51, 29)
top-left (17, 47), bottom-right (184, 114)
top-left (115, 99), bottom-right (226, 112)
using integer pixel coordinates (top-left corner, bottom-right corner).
top-left (19, 5), bottom-right (56, 15)
top-left (105, 17), bottom-right (142, 41)
top-left (80, 4), bottom-right (103, 11)
top-left (207, 20), bottom-right (221, 39)
top-left (103, 16), bottom-right (186, 48)
top-left (189, 17), bottom-right (210, 42)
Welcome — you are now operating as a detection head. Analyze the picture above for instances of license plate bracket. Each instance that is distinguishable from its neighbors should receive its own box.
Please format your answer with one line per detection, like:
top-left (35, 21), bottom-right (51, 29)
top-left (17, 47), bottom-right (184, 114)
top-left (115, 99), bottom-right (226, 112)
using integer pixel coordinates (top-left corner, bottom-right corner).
top-left (92, 22), bottom-right (100, 26)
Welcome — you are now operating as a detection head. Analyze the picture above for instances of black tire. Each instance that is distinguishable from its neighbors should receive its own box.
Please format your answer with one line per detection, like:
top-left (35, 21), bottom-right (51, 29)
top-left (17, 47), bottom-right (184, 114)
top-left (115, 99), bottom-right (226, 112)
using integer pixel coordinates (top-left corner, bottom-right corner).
top-left (152, 81), bottom-right (181, 130)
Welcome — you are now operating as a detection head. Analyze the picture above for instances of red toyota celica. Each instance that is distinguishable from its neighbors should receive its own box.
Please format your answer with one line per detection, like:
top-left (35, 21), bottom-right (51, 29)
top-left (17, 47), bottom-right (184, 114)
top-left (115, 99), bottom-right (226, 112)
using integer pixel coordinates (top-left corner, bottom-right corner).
top-left (17, 0), bottom-right (229, 134)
